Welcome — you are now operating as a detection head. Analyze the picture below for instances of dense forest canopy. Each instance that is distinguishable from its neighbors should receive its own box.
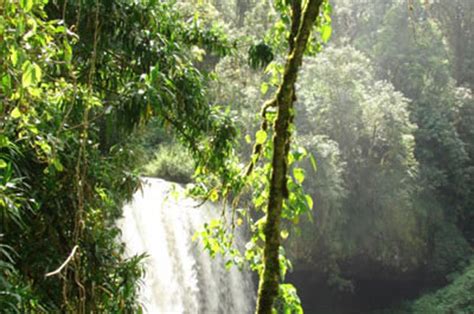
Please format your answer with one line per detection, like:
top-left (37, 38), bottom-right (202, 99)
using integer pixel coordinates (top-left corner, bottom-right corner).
top-left (1, 0), bottom-right (473, 313)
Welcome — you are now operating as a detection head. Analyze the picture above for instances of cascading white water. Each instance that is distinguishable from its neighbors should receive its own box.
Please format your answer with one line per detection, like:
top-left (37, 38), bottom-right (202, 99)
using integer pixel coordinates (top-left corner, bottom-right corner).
top-left (119, 178), bottom-right (255, 313)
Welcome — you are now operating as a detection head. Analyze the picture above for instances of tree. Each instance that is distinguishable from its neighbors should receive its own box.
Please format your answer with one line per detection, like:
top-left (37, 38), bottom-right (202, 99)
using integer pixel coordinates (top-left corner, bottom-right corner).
top-left (370, 2), bottom-right (474, 248)
top-left (1, 0), bottom-right (234, 311)
top-left (254, 0), bottom-right (325, 312)
top-left (430, 0), bottom-right (474, 90)
top-left (286, 46), bottom-right (425, 290)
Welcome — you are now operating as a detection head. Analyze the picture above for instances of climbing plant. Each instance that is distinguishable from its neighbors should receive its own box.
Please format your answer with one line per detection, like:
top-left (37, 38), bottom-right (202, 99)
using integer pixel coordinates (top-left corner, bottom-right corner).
top-left (192, 0), bottom-right (332, 312)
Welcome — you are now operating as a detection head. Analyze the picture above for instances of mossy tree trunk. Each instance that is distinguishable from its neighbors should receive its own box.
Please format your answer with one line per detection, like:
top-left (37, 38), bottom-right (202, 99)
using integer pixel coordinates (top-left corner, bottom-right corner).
top-left (255, 1), bottom-right (324, 313)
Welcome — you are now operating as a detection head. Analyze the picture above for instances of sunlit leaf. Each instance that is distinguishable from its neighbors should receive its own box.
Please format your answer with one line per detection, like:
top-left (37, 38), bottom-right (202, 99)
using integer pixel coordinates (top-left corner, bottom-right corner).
top-left (293, 167), bottom-right (305, 184)
top-left (10, 48), bottom-right (19, 66)
top-left (20, 0), bottom-right (34, 12)
top-left (10, 107), bottom-right (22, 119)
top-left (309, 153), bottom-right (318, 172)
top-left (321, 24), bottom-right (332, 43)
top-left (0, 135), bottom-right (9, 147)
top-left (305, 194), bottom-right (313, 210)
top-left (209, 189), bottom-right (219, 202)
top-left (21, 61), bottom-right (41, 88)
top-left (255, 130), bottom-right (267, 145)
top-left (245, 134), bottom-right (252, 144)
top-left (260, 82), bottom-right (269, 95)
top-left (52, 158), bottom-right (64, 172)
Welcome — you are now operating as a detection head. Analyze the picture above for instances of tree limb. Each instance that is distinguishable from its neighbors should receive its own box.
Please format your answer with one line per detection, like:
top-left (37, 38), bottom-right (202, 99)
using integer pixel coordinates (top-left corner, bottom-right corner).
top-left (45, 245), bottom-right (79, 278)
top-left (255, 0), bottom-right (324, 313)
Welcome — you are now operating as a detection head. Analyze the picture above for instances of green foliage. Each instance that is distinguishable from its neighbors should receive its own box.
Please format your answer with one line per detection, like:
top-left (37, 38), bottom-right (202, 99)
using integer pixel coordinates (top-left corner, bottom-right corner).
top-left (0, 240), bottom-right (44, 312)
top-left (366, 1), bottom-right (474, 247)
top-left (142, 142), bottom-right (194, 183)
top-left (1, 0), bottom-right (236, 311)
top-left (187, 0), bottom-right (474, 312)
top-left (248, 42), bottom-right (274, 70)
top-left (275, 283), bottom-right (304, 314)
top-left (0, 0), bottom-right (146, 310)
top-left (287, 47), bottom-right (425, 285)
top-left (411, 259), bottom-right (474, 313)
top-left (192, 0), bottom-right (474, 312)
top-left (190, 1), bottom-right (335, 312)
top-left (426, 222), bottom-right (472, 281)
top-left (2, 0), bottom-right (472, 312)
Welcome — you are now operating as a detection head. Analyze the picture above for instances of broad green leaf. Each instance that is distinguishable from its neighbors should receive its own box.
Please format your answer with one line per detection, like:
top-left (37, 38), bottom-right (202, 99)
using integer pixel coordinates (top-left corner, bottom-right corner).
top-left (293, 167), bottom-right (305, 184)
top-left (255, 130), bottom-right (267, 144)
top-left (10, 48), bottom-right (18, 66)
top-left (33, 63), bottom-right (42, 83)
top-left (321, 24), bottom-right (332, 43)
top-left (1, 74), bottom-right (11, 89)
top-left (20, 0), bottom-right (34, 12)
top-left (209, 218), bottom-right (220, 229)
top-left (52, 158), bottom-right (64, 172)
top-left (288, 152), bottom-right (295, 165)
top-left (36, 140), bottom-right (52, 155)
top-left (21, 61), bottom-right (42, 88)
top-left (10, 107), bottom-right (22, 119)
top-left (21, 61), bottom-right (33, 87)
top-left (0, 135), bottom-right (9, 147)
top-left (0, 159), bottom-right (7, 168)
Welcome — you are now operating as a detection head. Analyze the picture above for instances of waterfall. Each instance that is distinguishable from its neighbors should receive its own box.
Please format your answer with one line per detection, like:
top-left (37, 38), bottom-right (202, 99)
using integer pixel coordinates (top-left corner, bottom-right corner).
top-left (119, 178), bottom-right (255, 313)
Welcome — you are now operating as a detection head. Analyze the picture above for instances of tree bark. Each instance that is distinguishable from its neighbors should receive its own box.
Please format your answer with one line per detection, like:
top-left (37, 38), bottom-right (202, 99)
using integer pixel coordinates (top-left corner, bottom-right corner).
top-left (255, 1), bottom-right (324, 313)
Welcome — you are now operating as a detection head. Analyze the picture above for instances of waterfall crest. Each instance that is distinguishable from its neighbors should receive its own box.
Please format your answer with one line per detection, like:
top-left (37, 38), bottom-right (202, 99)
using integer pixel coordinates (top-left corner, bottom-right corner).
top-left (119, 178), bottom-right (255, 313)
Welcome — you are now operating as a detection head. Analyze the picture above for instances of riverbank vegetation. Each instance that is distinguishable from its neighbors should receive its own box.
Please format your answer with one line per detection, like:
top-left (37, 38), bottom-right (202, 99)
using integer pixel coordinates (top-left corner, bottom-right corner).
top-left (1, 0), bottom-right (473, 312)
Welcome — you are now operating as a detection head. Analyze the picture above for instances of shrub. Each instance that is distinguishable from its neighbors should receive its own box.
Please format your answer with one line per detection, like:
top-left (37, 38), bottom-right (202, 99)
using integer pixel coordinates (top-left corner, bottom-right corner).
top-left (411, 259), bottom-right (474, 314)
top-left (142, 143), bottom-right (194, 183)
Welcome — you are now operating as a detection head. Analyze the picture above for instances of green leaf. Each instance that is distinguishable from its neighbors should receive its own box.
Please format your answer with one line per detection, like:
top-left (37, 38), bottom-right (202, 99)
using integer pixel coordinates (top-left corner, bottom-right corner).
top-left (245, 134), bottom-right (251, 144)
top-left (21, 61), bottom-right (41, 88)
top-left (63, 40), bottom-right (73, 62)
top-left (36, 140), bottom-right (52, 155)
top-left (1, 74), bottom-right (12, 93)
top-left (260, 82), bottom-right (269, 95)
top-left (10, 107), bottom-right (22, 119)
top-left (33, 63), bottom-right (42, 83)
top-left (0, 159), bottom-right (7, 168)
top-left (255, 130), bottom-right (267, 145)
top-left (0, 135), bottom-right (9, 147)
top-left (21, 61), bottom-right (33, 87)
top-left (20, 0), bottom-right (34, 12)
top-left (305, 194), bottom-right (313, 210)
top-left (293, 167), bottom-right (305, 184)
top-left (209, 189), bottom-right (219, 202)
top-left (280, 229), bottom-right (289, 240)
top-left (321, 24), bottom-right (332, 43)
top-left (10, 48), bottom-right (18, 66)
top-left (309, 153), bottom-right (318, 172)
top-left (52, 158), bottom-right (64, 172)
